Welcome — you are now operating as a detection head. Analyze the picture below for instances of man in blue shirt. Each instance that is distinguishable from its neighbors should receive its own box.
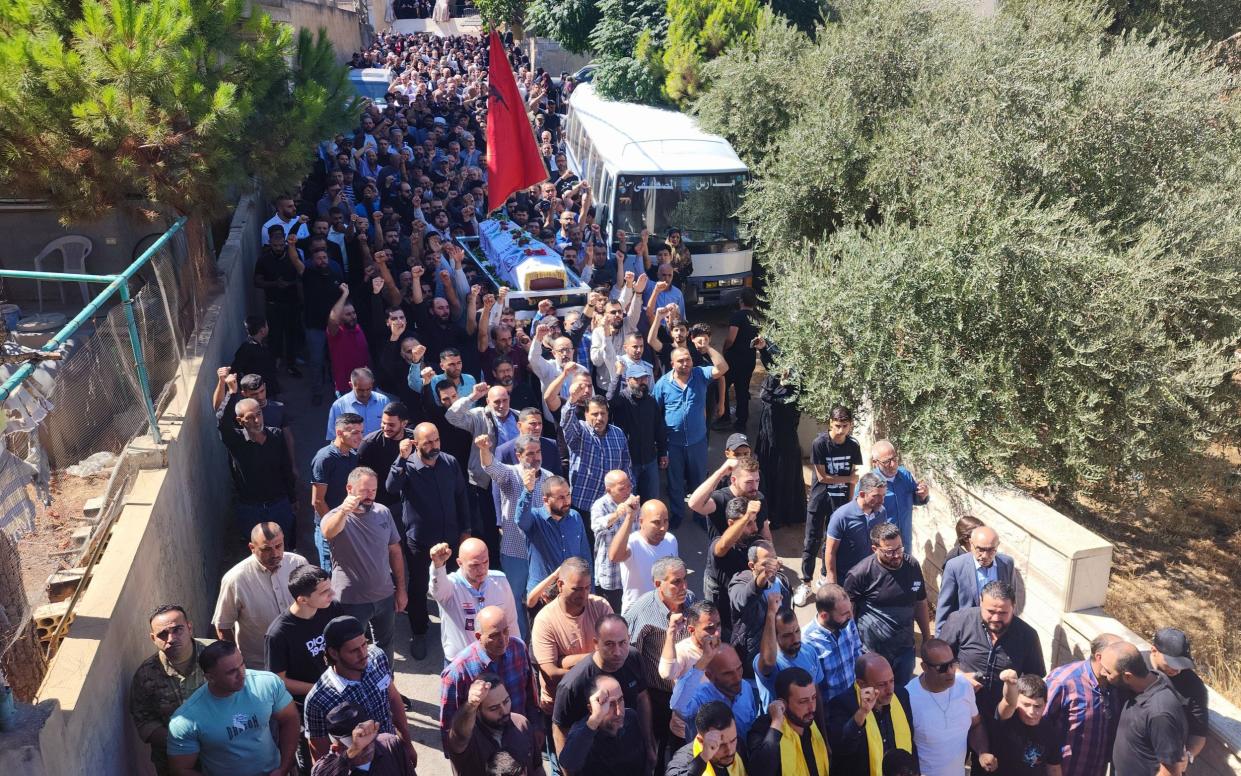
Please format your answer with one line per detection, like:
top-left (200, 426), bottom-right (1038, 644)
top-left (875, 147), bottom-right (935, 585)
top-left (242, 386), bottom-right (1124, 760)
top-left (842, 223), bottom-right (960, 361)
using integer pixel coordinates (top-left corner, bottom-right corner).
top-left (167, 640), bottom-right (300, 776)
top-left (754, 592), bottom-right (824, 707)
top-left (643, 265), bottom-right (687, 322)
top-left (870, 439), bottom-right (928, 553)
top-left (822, 472), bottom-right (889, 584)
top-left (652, 344), bottom-right (729, 530)
top-left (515, 472), bottom-right (592, 598)
top-left (325, 367), bottom-right (391, 441)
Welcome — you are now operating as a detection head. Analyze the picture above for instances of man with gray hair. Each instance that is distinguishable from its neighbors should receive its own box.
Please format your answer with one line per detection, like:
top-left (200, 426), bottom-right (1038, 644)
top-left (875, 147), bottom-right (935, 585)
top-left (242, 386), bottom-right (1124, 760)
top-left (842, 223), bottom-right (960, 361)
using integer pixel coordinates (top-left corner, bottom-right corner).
top-left (590, 470), bottom-right (639, 613)
top-left (822, 471), bottom-right (890, 585)
top-left (326, 367), bottom-right (391, 440)
top-left (218, 396), bottom-right (297, 542)
top-left (624, 555), bottom-right (696, 764)
top-left (870, 438), bottom-right (928, 552)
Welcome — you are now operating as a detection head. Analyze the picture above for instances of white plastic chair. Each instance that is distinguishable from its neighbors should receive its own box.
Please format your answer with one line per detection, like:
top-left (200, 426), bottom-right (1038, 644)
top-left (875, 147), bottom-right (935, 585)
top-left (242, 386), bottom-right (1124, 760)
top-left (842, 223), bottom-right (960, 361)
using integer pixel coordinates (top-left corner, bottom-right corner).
top-left (32, 235), bottom-right (93, 312)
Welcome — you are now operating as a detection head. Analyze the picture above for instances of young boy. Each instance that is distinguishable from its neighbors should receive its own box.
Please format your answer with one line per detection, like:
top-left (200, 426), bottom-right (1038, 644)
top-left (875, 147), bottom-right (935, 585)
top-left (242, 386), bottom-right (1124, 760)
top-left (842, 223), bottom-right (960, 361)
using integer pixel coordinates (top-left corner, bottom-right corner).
top-left (990, 670), bottom-right (1063, 776)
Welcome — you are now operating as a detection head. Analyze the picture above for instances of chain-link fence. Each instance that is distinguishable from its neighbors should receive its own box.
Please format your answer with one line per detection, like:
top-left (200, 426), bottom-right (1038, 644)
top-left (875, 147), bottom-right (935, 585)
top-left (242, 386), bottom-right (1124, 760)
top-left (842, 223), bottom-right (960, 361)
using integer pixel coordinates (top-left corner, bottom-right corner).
top-left (0, 217), bottom-right (217, 700)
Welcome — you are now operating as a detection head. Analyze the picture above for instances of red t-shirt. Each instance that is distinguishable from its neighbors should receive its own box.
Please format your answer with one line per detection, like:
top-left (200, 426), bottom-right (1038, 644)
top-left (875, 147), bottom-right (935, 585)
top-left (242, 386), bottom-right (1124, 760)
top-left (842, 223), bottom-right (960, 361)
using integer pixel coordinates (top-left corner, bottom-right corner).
top-left (327, 325), bottom-right (369, 392)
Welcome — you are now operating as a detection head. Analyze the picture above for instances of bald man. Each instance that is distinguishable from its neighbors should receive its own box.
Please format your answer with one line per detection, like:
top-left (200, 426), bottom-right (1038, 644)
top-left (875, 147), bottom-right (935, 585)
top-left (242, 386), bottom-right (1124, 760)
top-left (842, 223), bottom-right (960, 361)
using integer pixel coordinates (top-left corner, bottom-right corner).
top-left (1100, 642), bottom-right (1187, 776)
top-left (213, 522), bottom-right (307, 668)
top-left (609, 498), bottom-right (679, 614)
top-left (388, 421), bottom-right (471, 660)
top-left (440, 606), bottom-right (543, 755)
top-left (828, 652), bottom-right (919, 775)
top-left (1045, 633), bottom-right (1125, 776)
top-left (870, 439), bottom-right (928, 552)
top-left (676, 643), bottom-right (761, 743)
top-left (935, 524), bottom-right (1016, 631)
top-left (218, 396), bottom-right (297, 544)
top-left (429, 537), bottom-right (519, 660)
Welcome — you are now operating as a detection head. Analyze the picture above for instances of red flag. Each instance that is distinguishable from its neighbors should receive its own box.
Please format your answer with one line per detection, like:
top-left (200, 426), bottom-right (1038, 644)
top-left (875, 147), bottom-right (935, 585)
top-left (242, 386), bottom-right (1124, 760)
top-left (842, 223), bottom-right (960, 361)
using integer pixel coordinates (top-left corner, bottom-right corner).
top-left (486, 30), bottom-right (548, 212)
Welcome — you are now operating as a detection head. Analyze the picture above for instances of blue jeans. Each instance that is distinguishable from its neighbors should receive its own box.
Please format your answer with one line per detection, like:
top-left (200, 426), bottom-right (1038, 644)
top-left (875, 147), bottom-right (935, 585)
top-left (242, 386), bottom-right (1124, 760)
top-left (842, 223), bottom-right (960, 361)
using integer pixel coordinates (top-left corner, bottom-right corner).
top-left (634, 459), bottom-right (661, 503)
top-left (889, 645), bottom-right (916, 689)
top-left (665, 439), bottom-right (707, 531)
top-left (236, 499), bottom-right (295, 548)
top-left (500, 553), bottom-right (530, 642)
top-left (313, 521), bottom-right (332, 570)
top-left (340, 596), bottom-right (396, 667)
top-left (304, 327), bottom-right (327, 397)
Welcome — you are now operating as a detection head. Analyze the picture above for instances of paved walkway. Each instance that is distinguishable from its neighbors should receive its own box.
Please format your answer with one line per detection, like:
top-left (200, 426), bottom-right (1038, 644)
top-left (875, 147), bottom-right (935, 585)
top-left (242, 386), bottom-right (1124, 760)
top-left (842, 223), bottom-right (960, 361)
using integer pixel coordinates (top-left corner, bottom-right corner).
top-left (273, 313), bottom-right (815, 774)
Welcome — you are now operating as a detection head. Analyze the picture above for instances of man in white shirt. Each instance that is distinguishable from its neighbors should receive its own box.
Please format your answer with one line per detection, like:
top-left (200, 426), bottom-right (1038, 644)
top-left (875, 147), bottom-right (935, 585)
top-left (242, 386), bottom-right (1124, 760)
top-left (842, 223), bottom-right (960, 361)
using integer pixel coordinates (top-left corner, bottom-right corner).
top-left (607, 499), bottom-right (678, 614)
top-left (261, 195), bottom-right (299, 245)
top-left (429, 537), bottom-right (519, 661)
top-left (212, 522), bottom-right (307, 668)
top-left (904, 638), bottom-right (995, 776)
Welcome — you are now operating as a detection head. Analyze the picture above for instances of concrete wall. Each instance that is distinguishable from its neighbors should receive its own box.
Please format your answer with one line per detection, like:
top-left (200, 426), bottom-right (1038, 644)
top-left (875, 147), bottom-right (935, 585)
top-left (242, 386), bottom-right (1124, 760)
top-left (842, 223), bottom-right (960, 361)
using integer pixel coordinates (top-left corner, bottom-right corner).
top-left (0, 202), bottom-right (174, 309)
top-left (12, 195), bottom-right (263, 775)
top-left (253, 0), bottom-right (365, 62)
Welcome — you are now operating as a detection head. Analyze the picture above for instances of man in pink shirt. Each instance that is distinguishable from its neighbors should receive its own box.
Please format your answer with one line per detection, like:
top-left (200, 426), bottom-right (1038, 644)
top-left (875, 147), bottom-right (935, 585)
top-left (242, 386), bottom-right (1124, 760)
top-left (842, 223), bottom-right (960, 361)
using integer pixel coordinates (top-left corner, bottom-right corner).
top-left (326, 283), bottom-right (370, 396)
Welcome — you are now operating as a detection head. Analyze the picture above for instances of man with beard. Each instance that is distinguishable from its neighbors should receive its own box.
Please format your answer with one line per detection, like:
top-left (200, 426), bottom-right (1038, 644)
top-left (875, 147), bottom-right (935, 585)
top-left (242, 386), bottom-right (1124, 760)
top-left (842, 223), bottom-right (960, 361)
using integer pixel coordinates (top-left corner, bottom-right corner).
top-left (748, 667), bottom-right (830, 776)
top-left (904, 638), bottom-right (994, 776)
top-left (477, 309), bottom-right (530, 383)
top-left (326, 368), bottom-right (391, 440)
top-left (325, 288), bottom-right (372, 398)
top-left (561, 379), bottom-right (632, 514)
top-left (516, 472), bottom-right (591, 604)
top-left (297, 245), bottom-right (346, 405)
top-left (938, 581), bottom-right (1045, 723)
top-left (706, 497), bottom-right (761, 636)
top-left (606, 361), bottom-right (666, 502)
top-left (690, 454), bottom-right (774, 545)
top-left (560, 674), bottom-right (649, 776)
top-left (755, 592), bottom-right (824, 709)
top-left (410, 263), bottom-right (477, 377)
top-left (412, 346), bottom-right (476, 398)
top-left (480, 431), bottom-right (553, 641)
top-left (357, 402), bottom-right (415, 510)
top-left (430, 538), bottom-right (519, 669)
top-left (1099, 642), bottom-right (1188, 776)
top-left (448, 676), bottom-right (541, 776)
top-left (495, 408), bottom-right (560, 476)
top-left (625, 556), bottom-right (696, 762)
top-left (213, 522), bottom-right (307, 669)
top-left (219, 398), bottom-right (298, 542)
top-left (253, 226), bottom-right (301, 380)
top-left (313, 703), bottom-right (417, 776)
top-left (448, 382), bottom-right (519, 555)
top-left (729, 543), bottom-right (794, 672)
top-left (667, 702), bottom-right (747, 776)
top-left (130, 605), bottom-right (213, 776)
top-left (304, 616), bottom-right (417, 767)
top-left (590, 286), bottom-right (646, 393)
top-left (654, 345), bottom-right (729, 530)
top-left (322, 468), bottom-right (407, 665)
top-left (801, 583), bottom-right (864, 703)
top-left (1043, 633), bottom-right (1124, 776)
top-left (491, 358), bottom-right (538, 412)
top-left (610, 499), bottom-right (679, 615)
top-left (843, 522), bottom-right (931, 688)
top-left (678, 644), bottom-right (762, 744)
top-left (827, 653), bottom-right (919, 776)
top-left (387, 422), bottom-right (470, 661)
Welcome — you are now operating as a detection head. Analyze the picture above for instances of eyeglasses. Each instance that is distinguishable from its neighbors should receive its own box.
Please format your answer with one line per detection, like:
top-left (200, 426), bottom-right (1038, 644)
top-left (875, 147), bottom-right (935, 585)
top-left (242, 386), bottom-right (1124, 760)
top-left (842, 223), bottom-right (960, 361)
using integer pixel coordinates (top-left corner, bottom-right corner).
top-left (925, 658), bottom-right (958, 673)
top-left (874, 456), bottom-right (897, 466)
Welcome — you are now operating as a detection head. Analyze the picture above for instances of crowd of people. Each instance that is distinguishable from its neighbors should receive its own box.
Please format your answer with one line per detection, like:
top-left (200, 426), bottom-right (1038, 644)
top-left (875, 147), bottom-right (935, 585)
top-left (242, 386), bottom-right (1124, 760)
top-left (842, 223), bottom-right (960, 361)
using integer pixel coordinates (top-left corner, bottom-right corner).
top-left (125, 30), bottom-right (1212, 776)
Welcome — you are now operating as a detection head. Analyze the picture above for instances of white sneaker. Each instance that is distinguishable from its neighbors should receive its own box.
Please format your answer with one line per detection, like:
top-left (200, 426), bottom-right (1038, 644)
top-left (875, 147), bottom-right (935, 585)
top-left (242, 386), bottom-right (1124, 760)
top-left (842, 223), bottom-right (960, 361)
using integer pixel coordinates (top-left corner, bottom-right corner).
top-left (792, 582), bottom-right (813, 608)
top-left (814, 577), bottom-right (827, 589)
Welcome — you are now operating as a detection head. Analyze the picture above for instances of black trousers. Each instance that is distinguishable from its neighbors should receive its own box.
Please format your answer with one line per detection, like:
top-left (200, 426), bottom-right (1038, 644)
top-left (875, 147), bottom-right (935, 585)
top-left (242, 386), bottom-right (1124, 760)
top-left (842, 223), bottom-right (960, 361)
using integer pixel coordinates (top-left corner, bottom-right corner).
top-left (725, 357), bottom-right (756, 426)
top-left (403, 539), bottom-right (432, 636)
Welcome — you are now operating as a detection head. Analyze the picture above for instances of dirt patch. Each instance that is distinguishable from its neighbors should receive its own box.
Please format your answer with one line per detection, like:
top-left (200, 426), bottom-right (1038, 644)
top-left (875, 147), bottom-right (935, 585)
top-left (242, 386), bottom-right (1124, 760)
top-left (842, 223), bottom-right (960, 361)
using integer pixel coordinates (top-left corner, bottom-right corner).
top-left (1041, 444), bottom-right (1241, 706)
top-left (17, 472), bottom-right (109, 608)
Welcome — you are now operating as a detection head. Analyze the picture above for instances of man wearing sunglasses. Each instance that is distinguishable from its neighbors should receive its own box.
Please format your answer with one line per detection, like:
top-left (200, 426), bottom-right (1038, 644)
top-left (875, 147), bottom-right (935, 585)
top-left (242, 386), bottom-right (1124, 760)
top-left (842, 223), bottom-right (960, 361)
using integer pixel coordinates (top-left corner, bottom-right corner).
top-left (905, 638), bottom-right (997, 775)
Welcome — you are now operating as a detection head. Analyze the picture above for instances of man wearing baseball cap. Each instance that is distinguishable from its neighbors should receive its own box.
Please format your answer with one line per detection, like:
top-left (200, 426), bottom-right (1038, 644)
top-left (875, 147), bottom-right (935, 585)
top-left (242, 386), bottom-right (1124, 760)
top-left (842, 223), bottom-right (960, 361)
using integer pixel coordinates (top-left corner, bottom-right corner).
top-left (1151, 627), bottom-right (1210, 762)
top-left (606, 359), bottom-right (666, 501)
top-left (311, 701), bottom-right (415, 776)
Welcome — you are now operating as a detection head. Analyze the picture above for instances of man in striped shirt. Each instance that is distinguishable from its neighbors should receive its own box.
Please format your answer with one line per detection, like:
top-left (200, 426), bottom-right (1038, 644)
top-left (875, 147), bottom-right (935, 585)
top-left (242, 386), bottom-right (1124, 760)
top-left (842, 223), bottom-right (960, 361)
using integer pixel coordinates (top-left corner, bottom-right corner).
top-left (1043, 632), bottom-right (1124, 776)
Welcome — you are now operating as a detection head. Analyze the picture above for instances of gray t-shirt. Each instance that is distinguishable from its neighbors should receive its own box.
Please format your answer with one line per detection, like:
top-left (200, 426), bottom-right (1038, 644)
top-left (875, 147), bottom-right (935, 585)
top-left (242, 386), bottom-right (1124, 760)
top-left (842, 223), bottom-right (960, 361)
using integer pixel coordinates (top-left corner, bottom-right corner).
top-left (327, 502), bottom-right (400, 604)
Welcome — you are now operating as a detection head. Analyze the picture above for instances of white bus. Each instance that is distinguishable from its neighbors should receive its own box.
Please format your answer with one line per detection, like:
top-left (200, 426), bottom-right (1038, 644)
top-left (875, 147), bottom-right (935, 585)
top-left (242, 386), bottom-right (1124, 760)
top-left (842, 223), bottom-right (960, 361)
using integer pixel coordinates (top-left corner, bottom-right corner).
top-left (563, 83), bottom-right (752, 307)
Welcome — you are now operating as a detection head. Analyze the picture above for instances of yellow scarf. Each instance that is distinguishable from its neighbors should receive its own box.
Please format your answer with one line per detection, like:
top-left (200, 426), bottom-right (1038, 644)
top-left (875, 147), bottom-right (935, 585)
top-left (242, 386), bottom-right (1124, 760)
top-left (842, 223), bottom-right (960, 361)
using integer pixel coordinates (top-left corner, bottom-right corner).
top-left (856, 684), bottom-right (913, 776)
top-left (693, 735), bottom-right (749, 776)
top-left (777, 718), bottom-right (829, 776)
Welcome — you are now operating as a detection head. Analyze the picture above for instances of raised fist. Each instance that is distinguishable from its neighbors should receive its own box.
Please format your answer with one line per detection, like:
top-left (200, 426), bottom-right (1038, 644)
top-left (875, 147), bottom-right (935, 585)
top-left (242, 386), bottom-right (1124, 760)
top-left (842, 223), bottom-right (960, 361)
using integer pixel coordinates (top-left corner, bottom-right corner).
top-left (430, 542), bottom-right (453, 568)
top-left (420, 366), bottom-right (435, 383)
top-left (700, 728), bottom-right (723, 762)
top-left (298, 214), bottom-right (310, 224)
top-left (372, 210), bottom-right (385, 222)
top-left (474, 434), bottom-right (492, 451)
top-left (471, 381), bottom-right (489, 400)
top-left (467, 680), bottom-right (492, 710)
top-left (1000, 669), bottom-right (1019, 684)
top-left (655, 280), bottom-right (670, 294)
top-left (216, 366), bottom-right (231, 382)
top-left (372, 276), bottom-right (385, 294)
top-left (338, 282), bottom-right (350, 296)
top-left (857, 686), bottom-right (879, 715)
top-left (768, 700), bottom-right (786, 729)
top-left (521, 466), bottom-right (538, 493)
top-left (411, 265), bottom-right (425, 278)
top-left (398, 437), bottom-right (415, 459)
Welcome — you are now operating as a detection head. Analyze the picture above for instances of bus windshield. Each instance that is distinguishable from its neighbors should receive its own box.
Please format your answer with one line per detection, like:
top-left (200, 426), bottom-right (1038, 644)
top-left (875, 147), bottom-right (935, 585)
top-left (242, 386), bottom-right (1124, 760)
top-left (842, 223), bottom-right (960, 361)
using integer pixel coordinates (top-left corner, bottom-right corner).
top-left (613, 173), bottom-right (746, 244)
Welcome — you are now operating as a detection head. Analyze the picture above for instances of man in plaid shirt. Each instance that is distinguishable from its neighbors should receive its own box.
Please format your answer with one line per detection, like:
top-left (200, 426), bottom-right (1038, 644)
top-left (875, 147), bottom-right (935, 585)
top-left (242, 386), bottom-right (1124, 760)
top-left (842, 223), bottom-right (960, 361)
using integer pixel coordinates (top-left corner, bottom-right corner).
top-left (590, 470), bottom-right (639, 613)
top-left (800, 582), bottom-right (864, 703)
top-left (561, 380), bottom-right (632, 512)
top-left (439, 605), bottom-right (543, 756)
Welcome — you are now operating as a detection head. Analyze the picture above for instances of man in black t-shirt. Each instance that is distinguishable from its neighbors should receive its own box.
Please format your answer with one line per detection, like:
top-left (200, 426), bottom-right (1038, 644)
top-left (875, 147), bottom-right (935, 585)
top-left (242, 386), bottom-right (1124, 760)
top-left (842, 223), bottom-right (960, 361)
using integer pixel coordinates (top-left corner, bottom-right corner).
top-left (990, 671), bottom-right (1063, 776)
top-left (720, 288), bottom-right (760, 433)
top-left (253, 224), bottom-right (302, 377)
top-left (551, 613), bottom-right (654, 765)
top-left (843, 522), bottom-right (930, 689)
top-left (705, 497), bottom-right (762, 634)
top-left (1151, 627), bottom-right (1209, 762)
top-left (795, 406), bottom-right (863, 608)
top-left (265, 565), bottom-right (342, 703)
top-left (265, 565), bottom-right (343, 772)
top-left (688, 454), bottom-right (773, 545)
top-left (1100, 641), bottom-right (1188, 776)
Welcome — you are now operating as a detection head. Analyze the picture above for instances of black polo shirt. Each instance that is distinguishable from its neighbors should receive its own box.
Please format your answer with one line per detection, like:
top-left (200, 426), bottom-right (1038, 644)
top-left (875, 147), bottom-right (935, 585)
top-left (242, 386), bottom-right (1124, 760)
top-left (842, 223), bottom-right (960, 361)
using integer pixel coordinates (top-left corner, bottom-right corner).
top-left (843, 554), bottom-right (927, 656)
top-left (1113, 673), bottom-right (1188, 776)
top-left (938, 607), bottom-right (1045, 718)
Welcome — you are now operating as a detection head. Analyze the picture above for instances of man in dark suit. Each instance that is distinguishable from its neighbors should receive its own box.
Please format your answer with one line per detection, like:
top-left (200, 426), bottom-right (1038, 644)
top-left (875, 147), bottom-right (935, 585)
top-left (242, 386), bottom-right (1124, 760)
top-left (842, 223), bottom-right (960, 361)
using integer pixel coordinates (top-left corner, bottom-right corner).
top-left (934, 525), bottom-right (1016, 632)
top-left (827, 653), bottom-right (919, 776)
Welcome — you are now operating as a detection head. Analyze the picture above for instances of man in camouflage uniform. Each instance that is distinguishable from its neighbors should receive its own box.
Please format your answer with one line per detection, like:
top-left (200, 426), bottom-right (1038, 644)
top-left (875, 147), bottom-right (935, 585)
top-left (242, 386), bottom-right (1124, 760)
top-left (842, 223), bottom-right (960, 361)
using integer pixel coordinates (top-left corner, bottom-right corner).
top-left (129, 604), bottom-right (213, 775)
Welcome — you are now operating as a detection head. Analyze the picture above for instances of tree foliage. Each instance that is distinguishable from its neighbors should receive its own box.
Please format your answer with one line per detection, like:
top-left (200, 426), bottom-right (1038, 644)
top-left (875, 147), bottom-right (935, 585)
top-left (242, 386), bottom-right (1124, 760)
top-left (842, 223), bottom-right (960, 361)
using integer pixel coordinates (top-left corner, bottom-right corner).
top-left (526, 0), bottom-right (599, 54)
top-left (661, 0), bottom-right (763, 104)
top-left (474, 0), bottom-right (530, 33)
top-left (0, 0), bottom-right (358, 221)
top-left (696, 0), bottom-right (1241, 494)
